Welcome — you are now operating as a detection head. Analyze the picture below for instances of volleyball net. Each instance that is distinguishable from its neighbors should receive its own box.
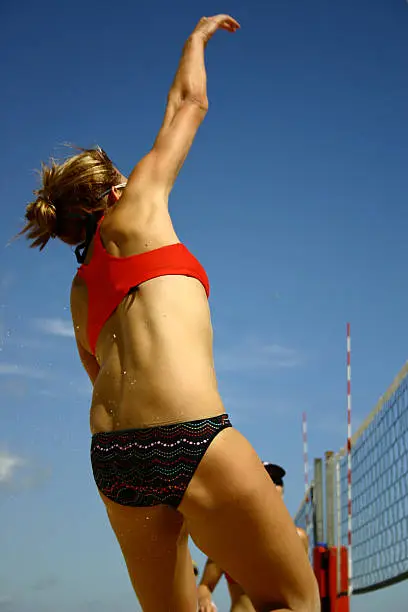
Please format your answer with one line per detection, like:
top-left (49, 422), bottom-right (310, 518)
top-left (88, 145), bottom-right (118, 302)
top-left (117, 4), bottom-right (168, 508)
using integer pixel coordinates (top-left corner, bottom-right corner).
top-left (294, 361), bottom-right (408, 597)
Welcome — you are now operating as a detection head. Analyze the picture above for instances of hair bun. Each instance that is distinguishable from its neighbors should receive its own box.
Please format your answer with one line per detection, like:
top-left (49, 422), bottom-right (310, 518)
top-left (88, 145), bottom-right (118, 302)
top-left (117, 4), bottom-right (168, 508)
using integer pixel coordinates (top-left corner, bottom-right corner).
top-left (29, 198), bottom-right (56, 229)
top-left (20, 145), bottom-right (119, 250)
top-left (22, 197), bottom-right (57, 249)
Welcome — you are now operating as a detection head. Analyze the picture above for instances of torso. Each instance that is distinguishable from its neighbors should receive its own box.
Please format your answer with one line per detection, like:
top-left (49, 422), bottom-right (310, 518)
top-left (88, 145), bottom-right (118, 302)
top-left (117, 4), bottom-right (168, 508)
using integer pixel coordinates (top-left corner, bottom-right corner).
top-left (71, 208), bottom-right (224, 434)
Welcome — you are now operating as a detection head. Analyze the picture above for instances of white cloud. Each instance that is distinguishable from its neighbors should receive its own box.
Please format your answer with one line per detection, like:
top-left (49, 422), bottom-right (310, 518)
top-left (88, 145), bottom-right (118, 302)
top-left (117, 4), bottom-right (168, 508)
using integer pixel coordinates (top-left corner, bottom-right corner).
top-left (0, 450), bottom-right (24, 485)
top-left (0, 363), bottom-right (46, 379)
top-left (0, 595), bottom-right (13, 610)
top-left (0, 448), bottom-right (51, 492)
top-left (33, 318), bottom-right (74, 338)
top-left (215, 337), bottom-right (302, 372)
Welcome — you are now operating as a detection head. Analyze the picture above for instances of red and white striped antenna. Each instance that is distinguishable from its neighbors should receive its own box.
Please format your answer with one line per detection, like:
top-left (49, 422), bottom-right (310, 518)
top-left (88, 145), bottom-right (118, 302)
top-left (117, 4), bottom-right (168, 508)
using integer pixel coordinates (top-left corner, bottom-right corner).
top-left (302, 411), bottom-right (310, 537)
top-left (347, 322), bottom-right (353, 596)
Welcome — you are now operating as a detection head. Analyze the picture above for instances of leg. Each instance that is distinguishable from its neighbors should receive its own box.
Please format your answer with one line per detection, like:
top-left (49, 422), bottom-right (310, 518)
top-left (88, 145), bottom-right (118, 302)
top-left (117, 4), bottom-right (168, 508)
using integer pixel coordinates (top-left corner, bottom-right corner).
top-left (100, 493), bottom-right (198, 612)
top-left (229, 586), bottom-right (256, 611)
top-left (230, 597), bottom-right (256, 612)
top-left (179, 428), bottom-right (320, 612)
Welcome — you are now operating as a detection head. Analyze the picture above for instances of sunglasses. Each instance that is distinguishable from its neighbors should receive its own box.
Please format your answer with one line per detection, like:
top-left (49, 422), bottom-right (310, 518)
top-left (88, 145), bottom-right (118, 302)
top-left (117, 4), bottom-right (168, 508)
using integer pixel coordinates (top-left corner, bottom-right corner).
top-left (98, 182), bottom-right (127, 201)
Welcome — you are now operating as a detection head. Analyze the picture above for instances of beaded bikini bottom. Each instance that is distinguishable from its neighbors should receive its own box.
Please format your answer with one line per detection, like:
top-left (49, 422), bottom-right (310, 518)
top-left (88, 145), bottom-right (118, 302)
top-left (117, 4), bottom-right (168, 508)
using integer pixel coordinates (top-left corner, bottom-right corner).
top-left (90, 414), bottom-right (232, 508)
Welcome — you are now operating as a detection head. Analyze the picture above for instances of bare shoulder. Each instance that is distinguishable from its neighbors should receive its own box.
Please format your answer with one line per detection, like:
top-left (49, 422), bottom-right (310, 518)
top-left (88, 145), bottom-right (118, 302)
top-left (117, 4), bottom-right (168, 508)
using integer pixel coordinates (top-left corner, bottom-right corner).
top-left (110, 152), bottom-right (170, 229)
top-left (102, 189), bottom-right (179, 255)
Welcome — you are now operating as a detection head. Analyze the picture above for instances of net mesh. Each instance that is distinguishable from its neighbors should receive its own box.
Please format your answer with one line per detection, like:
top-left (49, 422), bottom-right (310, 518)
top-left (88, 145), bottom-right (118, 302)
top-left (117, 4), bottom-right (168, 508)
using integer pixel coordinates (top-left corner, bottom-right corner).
top-left (294, 364), bottom-right (408, 595)
top-left (337, 369), bottom-right (408, 593)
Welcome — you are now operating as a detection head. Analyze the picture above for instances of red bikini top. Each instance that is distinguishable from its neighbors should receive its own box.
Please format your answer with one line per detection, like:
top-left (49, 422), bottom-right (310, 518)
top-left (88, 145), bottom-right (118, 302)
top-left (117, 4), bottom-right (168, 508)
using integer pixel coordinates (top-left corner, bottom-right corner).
top-left (76, 220), bottom-right (210, 355)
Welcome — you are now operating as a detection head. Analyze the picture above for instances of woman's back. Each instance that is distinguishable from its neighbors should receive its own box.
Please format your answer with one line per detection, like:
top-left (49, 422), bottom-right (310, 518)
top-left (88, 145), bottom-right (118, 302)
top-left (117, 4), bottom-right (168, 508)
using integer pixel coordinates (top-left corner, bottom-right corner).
top-left (71, 209), bottom-right (224, 433)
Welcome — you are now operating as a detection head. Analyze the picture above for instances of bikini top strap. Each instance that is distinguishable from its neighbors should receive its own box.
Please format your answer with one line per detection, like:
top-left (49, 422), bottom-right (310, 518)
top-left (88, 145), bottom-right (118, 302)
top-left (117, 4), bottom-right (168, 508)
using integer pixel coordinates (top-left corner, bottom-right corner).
top-left (74, 213), bottom-right (101, 265)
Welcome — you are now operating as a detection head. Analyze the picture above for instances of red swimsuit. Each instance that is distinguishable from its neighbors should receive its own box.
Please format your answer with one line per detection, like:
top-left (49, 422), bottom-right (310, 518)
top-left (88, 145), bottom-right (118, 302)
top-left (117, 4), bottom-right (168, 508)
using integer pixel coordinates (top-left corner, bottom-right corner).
top-left (76, 219), bottom-right (210, 355)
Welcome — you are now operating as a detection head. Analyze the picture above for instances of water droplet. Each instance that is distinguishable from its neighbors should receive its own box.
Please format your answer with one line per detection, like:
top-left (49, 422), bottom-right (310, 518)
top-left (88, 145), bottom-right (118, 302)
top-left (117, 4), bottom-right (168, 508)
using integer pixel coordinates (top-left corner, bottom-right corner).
top-left (123, 370), bottom-right (127, 375)
top-left (112, 333), bottom-right (117, 339)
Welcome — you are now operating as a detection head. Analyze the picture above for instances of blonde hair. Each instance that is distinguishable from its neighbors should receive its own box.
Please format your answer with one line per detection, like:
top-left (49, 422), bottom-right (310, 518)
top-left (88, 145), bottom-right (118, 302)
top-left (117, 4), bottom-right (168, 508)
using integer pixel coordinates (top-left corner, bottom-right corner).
top-left (21, 146), bottom-right (120, 250)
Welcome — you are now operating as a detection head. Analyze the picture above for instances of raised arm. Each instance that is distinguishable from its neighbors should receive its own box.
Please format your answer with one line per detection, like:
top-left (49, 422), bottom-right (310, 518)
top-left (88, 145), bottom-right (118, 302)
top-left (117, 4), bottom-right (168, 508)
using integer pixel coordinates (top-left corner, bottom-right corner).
top-left (122, 15), bottom-right (240, 204)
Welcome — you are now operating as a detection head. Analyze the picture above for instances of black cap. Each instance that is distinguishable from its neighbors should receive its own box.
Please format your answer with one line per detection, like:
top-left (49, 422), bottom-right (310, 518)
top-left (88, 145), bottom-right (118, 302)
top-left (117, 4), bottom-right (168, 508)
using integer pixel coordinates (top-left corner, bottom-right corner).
top-left (263, 462), bottom-right (286, 486)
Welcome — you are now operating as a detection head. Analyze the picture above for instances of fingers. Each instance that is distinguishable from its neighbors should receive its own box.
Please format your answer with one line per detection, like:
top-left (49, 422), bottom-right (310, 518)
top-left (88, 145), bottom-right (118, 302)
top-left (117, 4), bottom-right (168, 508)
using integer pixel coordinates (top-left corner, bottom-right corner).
top-left (192, 14), bottom-right (240, 42)
top-left (210, 15), bottom-right (240, 33)
top-left (198, 601), bottom-right (214, 612)
top-left (208, 14), bottom-right (240, 31)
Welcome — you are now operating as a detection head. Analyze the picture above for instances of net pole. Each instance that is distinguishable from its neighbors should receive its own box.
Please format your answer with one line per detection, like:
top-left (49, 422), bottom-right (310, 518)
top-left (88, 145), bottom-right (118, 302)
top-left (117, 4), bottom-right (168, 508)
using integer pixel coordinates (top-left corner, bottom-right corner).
top-left (302, 411), bottom-right (310, 540)
top-left (347, 323), bottom-right (353, 596)
top-left (336, 454), bottom-right (342, 595)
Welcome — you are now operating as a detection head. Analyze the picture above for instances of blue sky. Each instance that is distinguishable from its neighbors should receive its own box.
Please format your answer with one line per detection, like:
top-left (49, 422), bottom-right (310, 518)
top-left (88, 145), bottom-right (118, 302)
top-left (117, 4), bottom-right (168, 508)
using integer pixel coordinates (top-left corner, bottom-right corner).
top-left (1, 0), bottom-right (408, 610)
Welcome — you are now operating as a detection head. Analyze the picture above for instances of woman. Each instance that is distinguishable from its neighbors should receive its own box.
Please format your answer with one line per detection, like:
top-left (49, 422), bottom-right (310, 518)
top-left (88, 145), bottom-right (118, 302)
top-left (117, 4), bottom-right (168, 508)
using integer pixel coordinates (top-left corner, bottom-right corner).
top-left (21, 14), bottom-right (319, 612)
top-left (198, 464), bottom-right (310, 612)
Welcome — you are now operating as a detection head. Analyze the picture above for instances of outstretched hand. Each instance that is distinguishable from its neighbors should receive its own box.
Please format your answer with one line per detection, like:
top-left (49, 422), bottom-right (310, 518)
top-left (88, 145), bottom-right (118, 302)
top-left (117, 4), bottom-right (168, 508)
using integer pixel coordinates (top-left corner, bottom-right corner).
top-left (191, 14), bottom-right (240, 45)
top-left (198, 598), bottom-right (218, 612)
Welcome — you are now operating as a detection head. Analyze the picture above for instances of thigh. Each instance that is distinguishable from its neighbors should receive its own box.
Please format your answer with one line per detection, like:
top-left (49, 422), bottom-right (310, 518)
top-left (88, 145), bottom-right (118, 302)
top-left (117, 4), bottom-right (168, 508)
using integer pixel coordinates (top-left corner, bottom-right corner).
top-left (178, 427), bottom-right (319, 612)
top-left (229, 585), bottom-right (256, 612)
top-left (100, 493), bottom-right (198, 612)
top-left (231, 597), bottom-right (256, 612)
